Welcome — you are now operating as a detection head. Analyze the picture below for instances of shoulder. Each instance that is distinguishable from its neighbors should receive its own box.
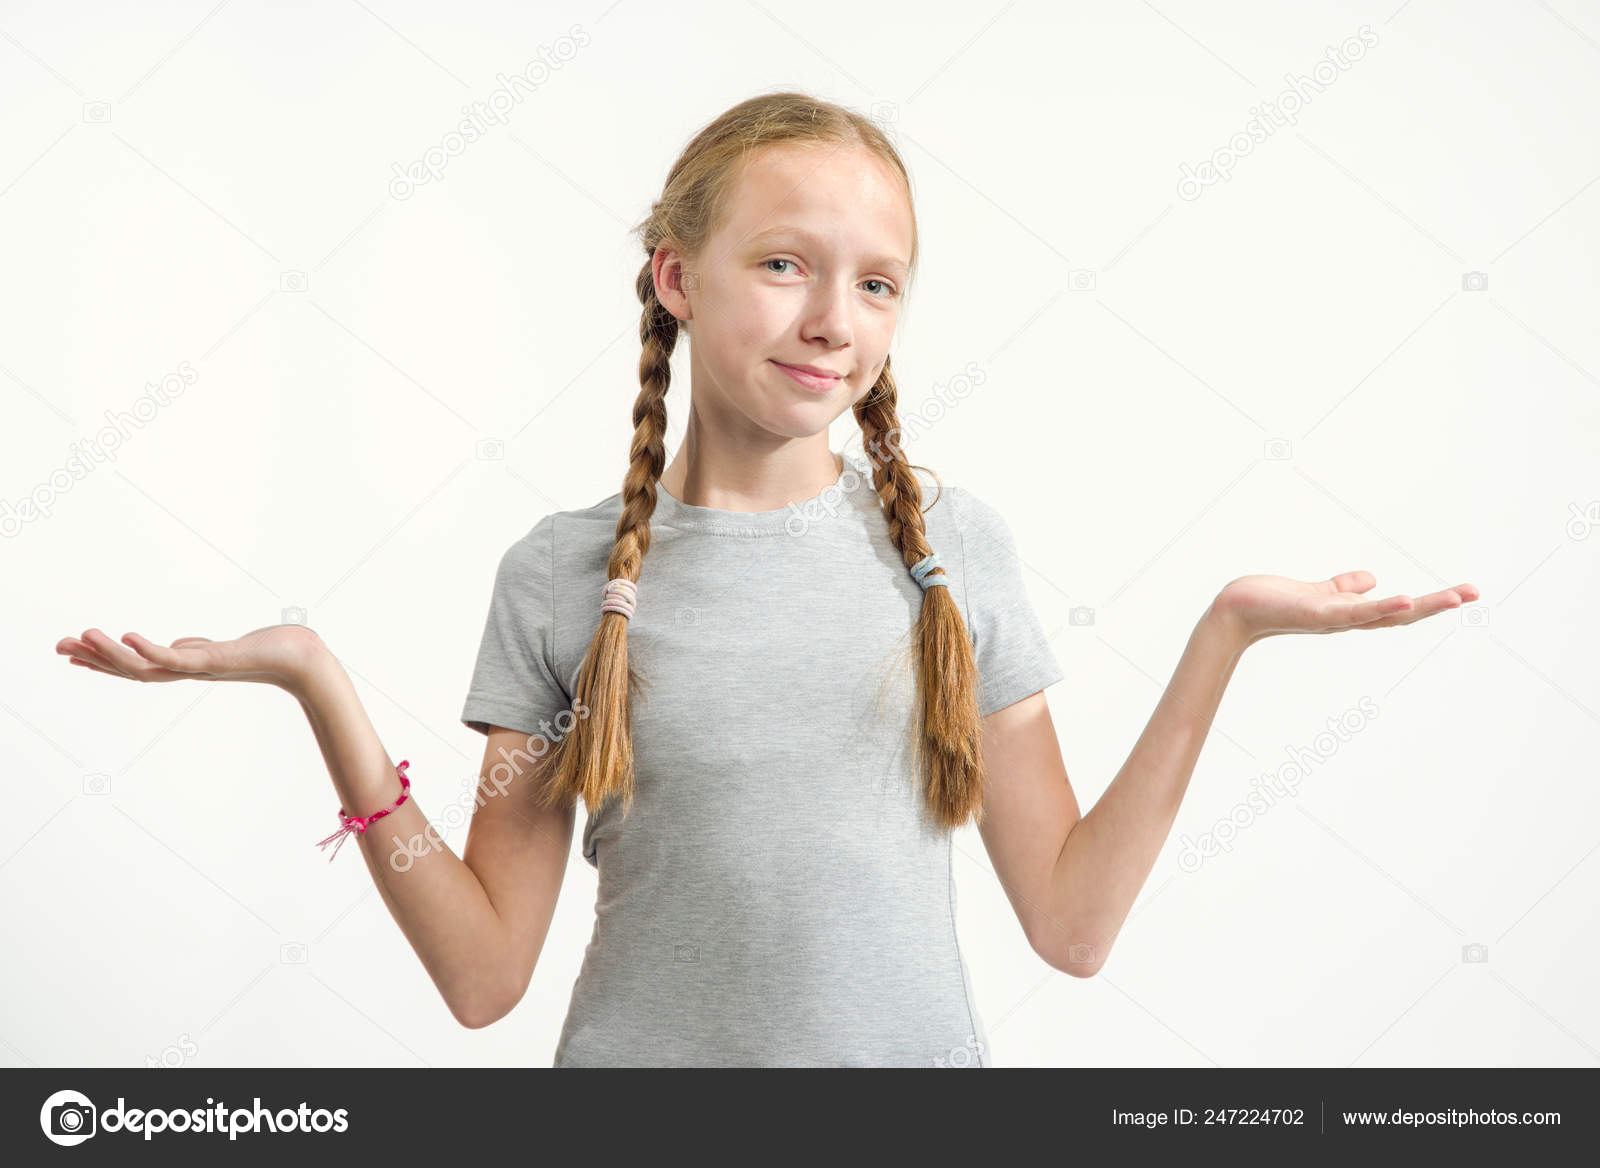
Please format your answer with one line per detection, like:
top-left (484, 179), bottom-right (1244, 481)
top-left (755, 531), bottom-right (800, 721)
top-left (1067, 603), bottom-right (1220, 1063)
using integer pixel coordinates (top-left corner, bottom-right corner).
top-left (493, 491), bottom-right (620, 584)
top-left (904, 465), bottom-right (1013, 550)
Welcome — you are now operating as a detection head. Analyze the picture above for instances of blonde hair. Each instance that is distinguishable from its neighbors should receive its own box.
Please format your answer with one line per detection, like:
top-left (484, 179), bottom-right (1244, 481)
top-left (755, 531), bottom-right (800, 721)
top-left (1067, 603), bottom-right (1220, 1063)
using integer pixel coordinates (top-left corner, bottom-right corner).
top-left (533, 91), bottom-right (987, 830)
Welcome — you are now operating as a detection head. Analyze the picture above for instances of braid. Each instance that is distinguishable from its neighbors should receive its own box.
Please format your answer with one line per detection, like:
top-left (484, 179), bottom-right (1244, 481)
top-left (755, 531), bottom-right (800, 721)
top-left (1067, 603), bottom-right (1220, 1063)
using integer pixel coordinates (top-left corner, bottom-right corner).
top-left (533, 264), bottom-right (673, 816)
top-left (854, 354), bottom-right (986, 828)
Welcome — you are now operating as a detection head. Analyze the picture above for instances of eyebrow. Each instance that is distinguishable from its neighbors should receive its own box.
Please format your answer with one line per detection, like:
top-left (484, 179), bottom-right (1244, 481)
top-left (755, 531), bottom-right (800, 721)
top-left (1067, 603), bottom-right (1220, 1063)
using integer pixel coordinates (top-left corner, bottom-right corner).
top-left (742, 225), bottom-right (910, 278)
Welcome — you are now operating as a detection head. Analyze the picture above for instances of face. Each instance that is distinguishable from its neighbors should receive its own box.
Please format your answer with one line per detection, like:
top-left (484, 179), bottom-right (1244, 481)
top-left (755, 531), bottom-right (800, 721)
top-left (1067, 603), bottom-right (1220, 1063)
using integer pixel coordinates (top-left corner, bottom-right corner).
top-left (653, 141), bottom-right (914, 442)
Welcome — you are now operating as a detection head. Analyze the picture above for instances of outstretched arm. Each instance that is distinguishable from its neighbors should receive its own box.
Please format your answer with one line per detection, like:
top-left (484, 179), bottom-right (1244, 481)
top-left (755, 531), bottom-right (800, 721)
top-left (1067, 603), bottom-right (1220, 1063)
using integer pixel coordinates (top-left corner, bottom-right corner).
top-left (977, 571), bottom-right (1479, 976)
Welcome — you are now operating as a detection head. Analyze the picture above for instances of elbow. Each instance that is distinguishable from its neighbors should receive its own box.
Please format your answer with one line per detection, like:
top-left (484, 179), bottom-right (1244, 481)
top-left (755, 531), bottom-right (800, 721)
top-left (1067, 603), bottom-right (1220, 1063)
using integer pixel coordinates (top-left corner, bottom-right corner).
top-left (451, 998), bottom-right (505, 1030)
top-left (449, 982), bottom-right (521, 1030)
top-left (452, 951), bottom-right (538, 1028)
top-left (1039, 936), bottom-right (1106, 979)
top-left (1027, 912), bottom-right (1106, 977)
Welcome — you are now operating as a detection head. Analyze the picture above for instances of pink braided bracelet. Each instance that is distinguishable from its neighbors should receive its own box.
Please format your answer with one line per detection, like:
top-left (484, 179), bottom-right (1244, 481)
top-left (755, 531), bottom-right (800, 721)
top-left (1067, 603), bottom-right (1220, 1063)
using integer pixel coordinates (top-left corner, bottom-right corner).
top-left (316, 760), bottom-right (411, 862)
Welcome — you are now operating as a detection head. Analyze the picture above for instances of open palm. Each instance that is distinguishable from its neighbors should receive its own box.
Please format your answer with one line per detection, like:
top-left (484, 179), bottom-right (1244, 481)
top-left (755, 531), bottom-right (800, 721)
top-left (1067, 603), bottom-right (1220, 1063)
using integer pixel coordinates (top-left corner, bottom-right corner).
top-left (55, 623), bottom-right (324, 691)
top-left (1214, 570), bottom-right (1480, 646)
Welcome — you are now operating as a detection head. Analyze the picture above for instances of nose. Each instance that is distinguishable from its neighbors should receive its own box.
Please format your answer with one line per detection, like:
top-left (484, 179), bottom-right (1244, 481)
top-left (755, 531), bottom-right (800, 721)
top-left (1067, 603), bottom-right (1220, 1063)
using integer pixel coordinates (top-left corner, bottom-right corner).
top-left (802, 277), bottom-right (854, 349)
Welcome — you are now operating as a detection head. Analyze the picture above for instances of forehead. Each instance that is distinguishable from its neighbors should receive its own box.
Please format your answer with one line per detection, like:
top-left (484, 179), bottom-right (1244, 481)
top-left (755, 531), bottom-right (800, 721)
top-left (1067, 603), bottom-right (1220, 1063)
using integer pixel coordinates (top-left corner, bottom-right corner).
top-left (715, 142), bottom-right (913, 267)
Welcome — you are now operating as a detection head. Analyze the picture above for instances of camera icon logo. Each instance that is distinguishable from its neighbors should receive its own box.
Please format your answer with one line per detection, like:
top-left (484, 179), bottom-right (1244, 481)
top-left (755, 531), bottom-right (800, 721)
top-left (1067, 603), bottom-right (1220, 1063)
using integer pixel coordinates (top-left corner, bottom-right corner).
top-left (475, 438), bottom-right (504, 461)
top-left (933, 1033), bottom-right (985, 1067)
top-left (674, 942), bottom-right (699, 963)
top-left (40, 1089), bottom-right (97, 1146)
top-left (1566, 501), bottom-right (1600, 541)
top-left (1461, 271), bottom-right (1488, 292)
top-left (1459, 606), bottom-right (1488, 628)
top-left (280, 942), bottom-right (309, 964)
top-left (82, 772), bottom-right (112, 796)
top-left (1263, 438), bottom-right (1292, 460)
top-left (1461, 942), bottom-right (1488, 963)
top-left (280, 271), bottom-right (308, 293)
top-left (1069, 605), bottom-right (1095, 627)
top-left (281, 606), bottom-right (307, 626)
top-left (869, 100), bottom-right (899, 125)
top-left (82, 102), bottom-right (111, 123)
top-left (1069, 269), bottom-right (1097, 292)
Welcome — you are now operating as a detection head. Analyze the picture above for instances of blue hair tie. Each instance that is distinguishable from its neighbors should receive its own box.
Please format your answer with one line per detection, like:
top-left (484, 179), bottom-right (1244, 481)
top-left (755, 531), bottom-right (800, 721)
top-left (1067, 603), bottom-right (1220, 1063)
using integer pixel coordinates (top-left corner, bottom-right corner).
top-left (909, 552), bottom-right (949, 591)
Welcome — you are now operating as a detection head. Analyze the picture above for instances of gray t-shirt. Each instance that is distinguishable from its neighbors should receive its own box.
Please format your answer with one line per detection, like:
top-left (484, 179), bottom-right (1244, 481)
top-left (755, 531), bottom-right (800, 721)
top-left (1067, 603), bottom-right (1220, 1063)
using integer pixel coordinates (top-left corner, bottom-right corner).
top-left (460, 449), bottom-right (1063, 1067)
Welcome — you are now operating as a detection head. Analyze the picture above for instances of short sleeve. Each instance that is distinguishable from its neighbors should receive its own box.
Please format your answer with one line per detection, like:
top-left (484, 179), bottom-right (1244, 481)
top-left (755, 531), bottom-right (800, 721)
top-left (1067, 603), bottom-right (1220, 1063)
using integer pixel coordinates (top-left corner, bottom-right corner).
top-left (460, 516), bottom-right (572, 738)
top-left (951, 487), bottom-right (1065, 717)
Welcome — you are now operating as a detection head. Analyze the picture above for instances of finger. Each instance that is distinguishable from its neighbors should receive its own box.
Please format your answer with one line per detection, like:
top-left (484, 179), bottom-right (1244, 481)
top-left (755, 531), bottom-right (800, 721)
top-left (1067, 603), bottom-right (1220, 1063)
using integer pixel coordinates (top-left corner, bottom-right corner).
top-left (80, 629), bottom-right (186, 680)
top-left (1323, 570), bottom-right (1377, 595)
top-left (64, 633), bottom-right (137, 678)
top-left (121, 631), bottom-right (212, 673)
top-left (1352, 589), bottom-right (1462, 630)
top-left (57, 637), bottom-right (121, 672)
top-left (1321, 594), bottom-right (1414, 629)
top-left (65, 653), bottom-right (117, 676)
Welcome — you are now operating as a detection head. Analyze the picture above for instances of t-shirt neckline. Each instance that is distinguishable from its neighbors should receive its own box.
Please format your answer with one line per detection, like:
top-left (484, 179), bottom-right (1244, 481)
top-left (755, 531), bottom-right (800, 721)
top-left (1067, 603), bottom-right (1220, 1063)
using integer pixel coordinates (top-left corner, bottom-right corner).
top-left (650, 451), bottom-right (868, 536)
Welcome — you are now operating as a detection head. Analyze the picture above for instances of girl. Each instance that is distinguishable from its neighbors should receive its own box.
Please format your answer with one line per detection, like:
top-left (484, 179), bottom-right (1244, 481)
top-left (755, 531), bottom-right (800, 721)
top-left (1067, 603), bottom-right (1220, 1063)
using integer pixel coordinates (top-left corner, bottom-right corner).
top-left (56, 92), bottom-right (1477, 1068)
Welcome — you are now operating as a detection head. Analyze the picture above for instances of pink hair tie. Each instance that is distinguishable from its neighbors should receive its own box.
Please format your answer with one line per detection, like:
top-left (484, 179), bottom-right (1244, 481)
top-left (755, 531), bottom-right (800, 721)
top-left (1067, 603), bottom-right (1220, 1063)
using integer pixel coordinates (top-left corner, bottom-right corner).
top-left (316, 760), bottom-right (411, 862)
top-left (601, 577), bottom-right (638, 619)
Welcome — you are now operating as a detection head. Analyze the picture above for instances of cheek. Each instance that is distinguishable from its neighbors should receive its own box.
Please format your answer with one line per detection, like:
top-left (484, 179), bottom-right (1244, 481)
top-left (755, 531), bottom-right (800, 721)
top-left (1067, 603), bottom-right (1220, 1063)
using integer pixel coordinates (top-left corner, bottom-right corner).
top-left (703, 290), bottom-right (779, 354)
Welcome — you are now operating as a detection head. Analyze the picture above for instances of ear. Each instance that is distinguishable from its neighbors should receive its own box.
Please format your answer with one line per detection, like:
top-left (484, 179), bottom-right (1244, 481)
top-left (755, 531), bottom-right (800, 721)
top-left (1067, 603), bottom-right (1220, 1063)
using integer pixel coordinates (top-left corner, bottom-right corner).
top-left (652, 244), bottom-right (694, 326)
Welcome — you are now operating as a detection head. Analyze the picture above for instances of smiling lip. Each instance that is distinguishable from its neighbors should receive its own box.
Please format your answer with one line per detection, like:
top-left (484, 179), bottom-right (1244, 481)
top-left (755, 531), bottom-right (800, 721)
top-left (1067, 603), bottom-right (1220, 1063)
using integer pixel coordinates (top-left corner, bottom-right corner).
top-left (772, 360), bottom-right (843, 393)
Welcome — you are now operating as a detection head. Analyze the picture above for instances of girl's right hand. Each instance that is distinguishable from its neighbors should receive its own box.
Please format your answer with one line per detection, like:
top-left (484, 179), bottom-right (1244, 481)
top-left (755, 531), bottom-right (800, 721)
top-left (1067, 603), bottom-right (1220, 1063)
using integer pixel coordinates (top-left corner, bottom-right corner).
top-left (55, 624), bottom-right (328, 694)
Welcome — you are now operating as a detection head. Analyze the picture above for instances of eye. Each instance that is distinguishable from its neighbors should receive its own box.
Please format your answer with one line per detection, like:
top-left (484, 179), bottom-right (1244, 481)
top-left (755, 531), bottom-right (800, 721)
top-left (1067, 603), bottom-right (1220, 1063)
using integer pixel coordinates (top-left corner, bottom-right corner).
top-left (763, 258), bottom-right (899, 299)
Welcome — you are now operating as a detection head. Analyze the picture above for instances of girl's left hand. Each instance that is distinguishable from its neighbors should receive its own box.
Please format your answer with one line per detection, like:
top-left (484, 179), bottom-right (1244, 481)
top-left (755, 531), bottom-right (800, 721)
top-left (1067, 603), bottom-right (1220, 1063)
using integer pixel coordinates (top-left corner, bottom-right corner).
top-left (1211, 571), bottom-right (1480, 648)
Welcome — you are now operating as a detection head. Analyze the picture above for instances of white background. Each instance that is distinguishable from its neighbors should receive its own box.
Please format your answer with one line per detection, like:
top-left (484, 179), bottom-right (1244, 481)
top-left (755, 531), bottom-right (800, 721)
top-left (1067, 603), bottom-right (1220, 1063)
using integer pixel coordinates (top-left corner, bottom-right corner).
top-left (3, 0), bottom-right (1596, 1068)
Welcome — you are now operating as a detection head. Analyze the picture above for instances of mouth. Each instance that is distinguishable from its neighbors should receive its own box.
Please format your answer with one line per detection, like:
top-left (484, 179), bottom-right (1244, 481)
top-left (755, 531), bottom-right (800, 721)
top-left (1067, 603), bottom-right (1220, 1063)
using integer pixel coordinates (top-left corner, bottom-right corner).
top-left (771, 360), bottom-right (843, 393)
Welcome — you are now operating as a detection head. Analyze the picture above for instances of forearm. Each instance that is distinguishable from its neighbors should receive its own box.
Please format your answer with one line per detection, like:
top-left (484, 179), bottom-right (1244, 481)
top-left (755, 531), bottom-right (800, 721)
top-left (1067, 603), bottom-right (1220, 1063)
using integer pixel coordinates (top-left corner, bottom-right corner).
top-left (291, 648), bottom-right (511, 1026)
top-left (1048, 601), bottom-right (1249, 970)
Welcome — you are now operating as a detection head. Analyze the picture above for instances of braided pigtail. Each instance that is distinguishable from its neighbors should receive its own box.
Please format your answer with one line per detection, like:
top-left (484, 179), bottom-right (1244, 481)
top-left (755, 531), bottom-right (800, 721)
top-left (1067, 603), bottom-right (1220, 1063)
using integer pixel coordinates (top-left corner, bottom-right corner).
top-left (854, 354), bottom-right (986, 829)
top-left (532, 264), bottom-right (673, 816)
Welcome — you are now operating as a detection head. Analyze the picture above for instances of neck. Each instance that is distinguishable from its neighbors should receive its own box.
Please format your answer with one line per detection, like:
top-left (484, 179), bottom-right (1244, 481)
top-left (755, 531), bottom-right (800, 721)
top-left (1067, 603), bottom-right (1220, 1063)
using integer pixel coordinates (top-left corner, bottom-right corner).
top-left (659, 435), bottom-right (843, 513)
